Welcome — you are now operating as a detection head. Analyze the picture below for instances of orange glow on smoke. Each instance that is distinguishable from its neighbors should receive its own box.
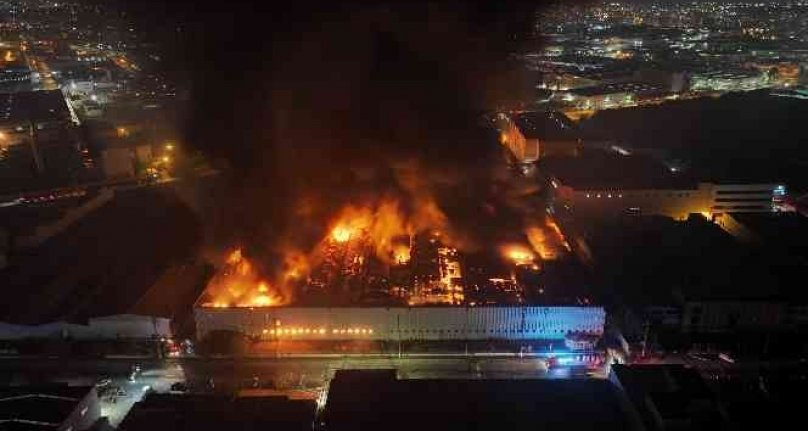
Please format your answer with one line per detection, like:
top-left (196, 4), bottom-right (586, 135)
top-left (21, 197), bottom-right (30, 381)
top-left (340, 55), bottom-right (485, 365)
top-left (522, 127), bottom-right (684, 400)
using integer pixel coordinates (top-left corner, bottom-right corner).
top-left (501, 244), bottom-right (535, 266)
top-left (331, 226), bottom-right (353, 243)
top-left (202, 248), bottom-right (287, 308)
top-left (324, 198), bottom-right (447, 264)
top-left (525, 218), bottom-right (570, 261)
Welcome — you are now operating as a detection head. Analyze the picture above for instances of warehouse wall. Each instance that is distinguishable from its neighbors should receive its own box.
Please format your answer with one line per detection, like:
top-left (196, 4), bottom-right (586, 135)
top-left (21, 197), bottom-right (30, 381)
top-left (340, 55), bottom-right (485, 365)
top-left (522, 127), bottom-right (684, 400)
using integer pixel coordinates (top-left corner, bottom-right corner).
top-left (195, 306), bottom-right (605, 341)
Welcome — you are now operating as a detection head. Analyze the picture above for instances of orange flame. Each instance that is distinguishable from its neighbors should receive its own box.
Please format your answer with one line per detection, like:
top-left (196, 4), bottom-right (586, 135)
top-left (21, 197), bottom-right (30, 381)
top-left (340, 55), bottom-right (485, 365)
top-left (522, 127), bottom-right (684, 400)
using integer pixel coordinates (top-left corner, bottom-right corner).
top-left (501, 244), bottom-right (535, 266)
top-left (202, 248), bottom-right (287, 308)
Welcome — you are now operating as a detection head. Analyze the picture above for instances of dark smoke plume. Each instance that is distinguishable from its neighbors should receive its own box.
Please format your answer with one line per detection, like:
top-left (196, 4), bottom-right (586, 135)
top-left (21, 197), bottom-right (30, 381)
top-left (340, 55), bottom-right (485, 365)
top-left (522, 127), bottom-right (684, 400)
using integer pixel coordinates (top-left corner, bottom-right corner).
top-left (130, 2), bottom-right (541, 276)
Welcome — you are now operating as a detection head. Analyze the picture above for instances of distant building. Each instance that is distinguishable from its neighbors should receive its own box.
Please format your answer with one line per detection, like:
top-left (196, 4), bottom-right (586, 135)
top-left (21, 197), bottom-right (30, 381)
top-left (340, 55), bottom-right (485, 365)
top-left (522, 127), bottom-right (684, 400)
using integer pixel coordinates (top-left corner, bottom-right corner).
top-left (0, 90), bottom-right (82, 188)
top-left (542, 150), bottom-right (781, 220)
top-left (118, 392), bottom-right (314, 431)
top-left (0, 48), bottom-right (31, 88)
top-left (0, 385), bottom-right (101, 431)
top-left (0, 314), bottom-right (172, 340)
top-left (496, 111), bottom-right (581, 163)
top-left (555, 82), bottom-right (668, 110)
top-left (689, 70), bottom-right (767, 92)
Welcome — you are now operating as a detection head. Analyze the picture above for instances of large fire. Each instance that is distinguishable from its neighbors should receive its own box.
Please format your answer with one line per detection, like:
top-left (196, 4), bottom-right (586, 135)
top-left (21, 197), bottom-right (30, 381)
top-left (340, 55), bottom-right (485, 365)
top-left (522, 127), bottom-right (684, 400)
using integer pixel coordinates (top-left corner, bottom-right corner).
top-left (203, 196), bottom-right (451, 307)
top-left (202, 249), bottom-right (287, 308)
top-left (501, 244), bottom-right (535, 266)
top-left (322, 198), bottom-right (444, 265)
top-left (202, 182), bottom-right (571, 308)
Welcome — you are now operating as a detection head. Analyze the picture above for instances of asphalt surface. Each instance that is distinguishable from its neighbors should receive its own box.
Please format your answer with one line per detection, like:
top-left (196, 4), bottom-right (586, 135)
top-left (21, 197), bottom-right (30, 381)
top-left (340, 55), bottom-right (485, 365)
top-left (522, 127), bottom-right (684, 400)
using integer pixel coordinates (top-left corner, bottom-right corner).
top-left (0, 355), bottom-right (597, 426)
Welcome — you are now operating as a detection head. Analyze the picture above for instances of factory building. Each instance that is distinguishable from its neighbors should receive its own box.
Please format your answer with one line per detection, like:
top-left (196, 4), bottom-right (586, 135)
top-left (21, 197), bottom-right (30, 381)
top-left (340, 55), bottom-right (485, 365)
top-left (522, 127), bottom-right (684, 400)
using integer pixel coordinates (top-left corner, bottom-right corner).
top-left (541, 150), bottom-right (782, 220)
top-left (553, 82), bottom-right (668, 111)
top-left (689, 70), bottom-right (767, 92)
top-left (495, 111), bottom-right (581, 163)
top-left (0, 385), bottom-right (101, 431)
top-left (194, 305), bottom-right (605, 343)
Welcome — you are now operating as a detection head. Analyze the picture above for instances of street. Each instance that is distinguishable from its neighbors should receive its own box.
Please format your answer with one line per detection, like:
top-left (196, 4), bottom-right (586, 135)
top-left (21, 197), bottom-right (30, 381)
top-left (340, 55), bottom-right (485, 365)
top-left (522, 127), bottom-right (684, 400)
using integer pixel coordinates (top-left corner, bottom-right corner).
top-left (0, 355), bottom-right (595, 427)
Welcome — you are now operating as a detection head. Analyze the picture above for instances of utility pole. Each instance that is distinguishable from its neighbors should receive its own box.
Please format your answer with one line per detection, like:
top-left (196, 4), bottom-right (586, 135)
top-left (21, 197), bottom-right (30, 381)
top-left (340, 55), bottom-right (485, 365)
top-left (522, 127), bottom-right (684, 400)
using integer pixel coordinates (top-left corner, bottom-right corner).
top-left (397, 314), bottom-right (402, 359)
top-left (29, 122), bottom-right (44, 174)
top-left (641, 320), bottom-right (650, 358)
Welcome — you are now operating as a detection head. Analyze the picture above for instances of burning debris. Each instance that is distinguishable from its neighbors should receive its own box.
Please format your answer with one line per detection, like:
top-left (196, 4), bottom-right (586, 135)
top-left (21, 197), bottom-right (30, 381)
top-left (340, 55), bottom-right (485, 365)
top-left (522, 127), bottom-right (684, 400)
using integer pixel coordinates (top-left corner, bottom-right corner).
top-left (201, 249), bottom-right (287, 308)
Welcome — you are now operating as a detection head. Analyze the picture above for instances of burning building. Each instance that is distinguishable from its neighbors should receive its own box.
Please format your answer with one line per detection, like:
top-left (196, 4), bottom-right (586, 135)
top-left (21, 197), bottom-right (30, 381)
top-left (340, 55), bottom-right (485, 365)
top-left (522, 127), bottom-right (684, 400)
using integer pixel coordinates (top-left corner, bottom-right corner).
top-left (195, 305), bottom-right (606, 345)
top-left (186, 4), bottom-right (595, 347)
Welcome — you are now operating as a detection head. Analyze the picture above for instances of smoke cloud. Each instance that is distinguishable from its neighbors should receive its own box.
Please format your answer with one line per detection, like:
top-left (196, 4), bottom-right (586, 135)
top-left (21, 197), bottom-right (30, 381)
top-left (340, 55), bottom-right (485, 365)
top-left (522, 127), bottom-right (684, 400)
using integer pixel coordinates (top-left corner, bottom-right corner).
top-left (154, 3), bottom-right (541, 289)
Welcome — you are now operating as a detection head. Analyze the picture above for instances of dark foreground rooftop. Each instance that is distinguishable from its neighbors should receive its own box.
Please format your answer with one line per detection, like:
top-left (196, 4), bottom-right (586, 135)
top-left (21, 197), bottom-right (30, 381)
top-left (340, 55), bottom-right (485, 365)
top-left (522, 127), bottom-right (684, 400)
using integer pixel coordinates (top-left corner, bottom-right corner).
top-left (118, 392), bottom-right (315, 431)
top-left (323, 369), bottom-right (630, 431)
top-left (0, 385), bottom-right (94, 431)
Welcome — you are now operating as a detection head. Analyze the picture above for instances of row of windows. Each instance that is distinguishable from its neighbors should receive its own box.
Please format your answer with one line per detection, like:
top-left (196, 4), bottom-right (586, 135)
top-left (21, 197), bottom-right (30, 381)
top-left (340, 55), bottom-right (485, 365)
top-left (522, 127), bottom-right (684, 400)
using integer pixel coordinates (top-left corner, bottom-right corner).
top-left (713, 205), bottom-right (771, 210)
top-left (582, 192), bottom-right (693, 199)
top-left (395, 328), bottom-right (598, 334)
top-left (715, 189), bottom-right (772, 195)
top-left (714, 197), bottom-right (772, 203)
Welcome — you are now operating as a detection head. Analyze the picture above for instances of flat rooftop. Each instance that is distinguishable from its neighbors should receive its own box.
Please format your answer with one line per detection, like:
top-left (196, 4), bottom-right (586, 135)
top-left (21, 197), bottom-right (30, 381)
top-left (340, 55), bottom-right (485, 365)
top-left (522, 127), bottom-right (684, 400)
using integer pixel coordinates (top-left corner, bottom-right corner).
top-left (0, 90), bottom-right (70, 124)
top-left (118, 392), bottom-right (315, 431)
top-left (323, 370), bottom-right (629, 431)
top-left (539, 149), bottom-right (697, 190)
top-left (0, 187), bottom-right (202, 324)
top-left (731, 212), bottom-right (808, 259)
top-left (512, 111), bottom-right (578, 141)
top-left (580, 214), bottom-right (808, 303)
top-left (569, 81), bottom-right (667, 97)
top-left (0, 385), bottom-right (91, 429)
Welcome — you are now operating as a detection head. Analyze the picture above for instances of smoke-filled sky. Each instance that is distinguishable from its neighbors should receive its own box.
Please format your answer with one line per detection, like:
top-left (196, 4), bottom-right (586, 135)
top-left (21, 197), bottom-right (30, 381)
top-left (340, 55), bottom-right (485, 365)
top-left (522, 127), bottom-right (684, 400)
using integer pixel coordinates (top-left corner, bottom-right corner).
top-left (125, 2), bottom-right (544, 276)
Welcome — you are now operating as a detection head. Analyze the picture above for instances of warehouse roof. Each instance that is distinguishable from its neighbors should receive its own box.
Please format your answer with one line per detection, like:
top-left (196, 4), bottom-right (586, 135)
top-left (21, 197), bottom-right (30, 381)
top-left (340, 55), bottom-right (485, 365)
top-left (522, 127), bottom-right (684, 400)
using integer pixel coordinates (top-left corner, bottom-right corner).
top-left (0, 385), bottom-right (92, 430)
top-left (539, 149), bottom-right (697, 190)
top-left (512, 111), bottom-right (578, 141)
top-left (0, 90), bottom-right (70, 124)
top-left (323, 370), bottom-right (629, 431)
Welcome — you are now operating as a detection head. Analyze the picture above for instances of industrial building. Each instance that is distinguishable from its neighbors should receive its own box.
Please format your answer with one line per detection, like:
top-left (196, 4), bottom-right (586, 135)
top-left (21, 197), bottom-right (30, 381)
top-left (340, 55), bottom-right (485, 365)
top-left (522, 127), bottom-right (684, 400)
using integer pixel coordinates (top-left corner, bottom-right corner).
top-left (496, 111), bottom-right (582, 163)
top-left (541, 150), bottom-right (782, 220)
top-left (0, 314), bottom-right (172, 340)
top-left (194, 305), bottom-right (605, 346)
top-left (0, 90), bottom-right (82, 190)
top-left (0, 385), bottom-right (101, 431)
top-left (555, 81), bottom-right (668, 110)
top-left (689, 70), bottom-right (767, 92)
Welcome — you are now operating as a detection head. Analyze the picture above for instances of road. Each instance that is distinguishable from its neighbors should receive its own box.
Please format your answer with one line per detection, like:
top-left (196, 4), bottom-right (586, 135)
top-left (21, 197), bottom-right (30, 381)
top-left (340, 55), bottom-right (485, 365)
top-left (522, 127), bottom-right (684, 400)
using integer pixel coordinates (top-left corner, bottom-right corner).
top-left (27, 54), bottom-right (59, 91)
top-left (0, 355), bottom-right (594, 426)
